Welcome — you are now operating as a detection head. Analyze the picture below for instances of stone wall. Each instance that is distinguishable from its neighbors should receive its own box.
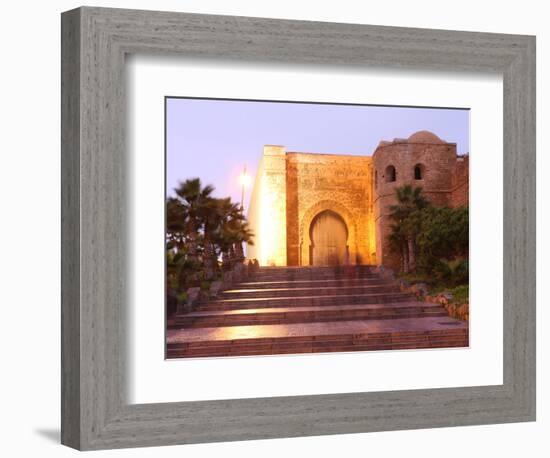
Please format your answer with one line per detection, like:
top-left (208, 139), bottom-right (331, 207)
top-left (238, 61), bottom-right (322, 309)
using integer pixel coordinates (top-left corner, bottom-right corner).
top-left (247, 130), bottom-right (468, 269)
top-left (450, 155), bottom-right (469, 208)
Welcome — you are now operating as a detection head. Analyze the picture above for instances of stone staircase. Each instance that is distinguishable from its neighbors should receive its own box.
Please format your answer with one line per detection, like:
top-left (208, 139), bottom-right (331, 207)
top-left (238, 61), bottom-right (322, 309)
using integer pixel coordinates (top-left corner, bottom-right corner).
top-left (167, 265), bottom-right (469, 358)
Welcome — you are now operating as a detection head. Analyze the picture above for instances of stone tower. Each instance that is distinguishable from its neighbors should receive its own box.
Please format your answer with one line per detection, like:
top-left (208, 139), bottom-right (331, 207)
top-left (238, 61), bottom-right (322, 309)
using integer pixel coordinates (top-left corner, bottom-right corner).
top-left (246, 145), bottom-right (288, 266)
top-left (372, 130), bottom-right (462, 270)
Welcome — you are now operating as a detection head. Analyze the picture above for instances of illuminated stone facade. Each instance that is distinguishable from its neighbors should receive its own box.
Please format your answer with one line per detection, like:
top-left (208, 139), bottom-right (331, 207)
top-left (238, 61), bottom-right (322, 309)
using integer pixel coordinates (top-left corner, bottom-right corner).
top-left (247, 131), bottom-right (469, 268)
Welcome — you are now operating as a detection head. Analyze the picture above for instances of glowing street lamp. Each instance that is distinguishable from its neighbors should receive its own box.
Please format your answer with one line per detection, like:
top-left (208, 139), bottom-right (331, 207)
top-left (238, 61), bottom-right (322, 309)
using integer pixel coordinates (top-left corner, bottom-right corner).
top-left (240, 165), bottom-right (251, 210)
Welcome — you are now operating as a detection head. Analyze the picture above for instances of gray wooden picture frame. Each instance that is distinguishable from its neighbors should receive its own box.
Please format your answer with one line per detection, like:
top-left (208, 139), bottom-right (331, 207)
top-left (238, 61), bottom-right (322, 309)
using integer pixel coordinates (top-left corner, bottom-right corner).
top-left (61, 6), bottom-right (536, 451)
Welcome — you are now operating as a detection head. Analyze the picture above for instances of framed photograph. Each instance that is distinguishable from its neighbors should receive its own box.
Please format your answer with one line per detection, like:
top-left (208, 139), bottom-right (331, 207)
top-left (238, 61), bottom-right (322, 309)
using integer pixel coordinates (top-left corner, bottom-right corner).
top-left (164, 98), bottom-right (471, 359)
top-left (61, 6), bottom-right (535, 450)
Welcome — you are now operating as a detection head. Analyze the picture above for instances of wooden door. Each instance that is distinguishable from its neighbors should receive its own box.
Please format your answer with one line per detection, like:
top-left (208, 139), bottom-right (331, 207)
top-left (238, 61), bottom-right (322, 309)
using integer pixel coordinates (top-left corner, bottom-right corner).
top-left (310, 211), bottom-right (348, 266)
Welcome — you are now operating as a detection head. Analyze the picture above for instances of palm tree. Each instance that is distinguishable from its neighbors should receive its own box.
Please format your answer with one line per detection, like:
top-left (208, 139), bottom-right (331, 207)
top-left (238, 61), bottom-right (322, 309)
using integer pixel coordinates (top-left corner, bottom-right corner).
top-left (213, 198), bottom-right (254, 269)
top-left (388, 222), bottom-right (409, 273)
top-left (173, 178), bottom-right (214, 260)
top-left (166, 197), bottom-right (187, 249)
top-left (198, 197), bottom-right (223, 279)
top-left (388, 185), bottom-right (429, 272)
top-left (167, 178), bottom-right (215, 285)
top-left (166, 178), bottom-right (255, 289)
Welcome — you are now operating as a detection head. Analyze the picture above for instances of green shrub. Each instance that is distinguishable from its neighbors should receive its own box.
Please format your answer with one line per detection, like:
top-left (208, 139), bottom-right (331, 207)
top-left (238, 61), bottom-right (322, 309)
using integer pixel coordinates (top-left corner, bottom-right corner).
top-left (388, 186), bottom-right (469, 278)
top-left (433, 259), bottom-right (453, 283)
top-left (452, 259), bottom-right (469, 285)
top-left (431, 258), bottom-right (469, 287)
top-left (450, 284), bottom-right (469, 305)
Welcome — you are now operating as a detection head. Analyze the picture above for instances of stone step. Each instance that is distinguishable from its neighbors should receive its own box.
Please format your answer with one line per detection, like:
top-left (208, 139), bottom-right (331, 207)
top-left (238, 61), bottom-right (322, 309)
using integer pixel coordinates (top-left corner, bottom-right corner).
top-left (168, 331), bottom-right (468, 351)
top-left (221, 284), bottom-right (401, 299)
top-left (249, 271), bottom-right (379, 282)
top-left (172, 302), bottom-right (448, 328)
top-left (237, 277), bottom-right (393, 290)
top-left (167, 337), bottom-right (468, 358)
top-left (166, 264), bottom-right (468, 359)
top-left (249, 265), bottom-right (379, 281)
top-left (254, 265), bottom-right (376, 275)
top-left (166, 317), bottom-right (469, 358)
top-left (198, 291), bottom-right (414, 311)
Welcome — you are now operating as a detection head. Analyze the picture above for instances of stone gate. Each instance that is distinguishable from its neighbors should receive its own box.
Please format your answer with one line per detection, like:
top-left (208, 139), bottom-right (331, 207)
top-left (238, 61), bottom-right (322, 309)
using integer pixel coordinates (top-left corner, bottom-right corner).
top-left (246, 131), bottom-right (468, 269)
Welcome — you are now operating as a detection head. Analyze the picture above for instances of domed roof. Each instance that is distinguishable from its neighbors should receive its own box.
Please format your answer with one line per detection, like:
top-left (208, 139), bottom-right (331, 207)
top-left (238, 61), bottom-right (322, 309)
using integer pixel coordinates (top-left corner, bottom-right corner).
top-left (407, 130), bottom-right (445, 144)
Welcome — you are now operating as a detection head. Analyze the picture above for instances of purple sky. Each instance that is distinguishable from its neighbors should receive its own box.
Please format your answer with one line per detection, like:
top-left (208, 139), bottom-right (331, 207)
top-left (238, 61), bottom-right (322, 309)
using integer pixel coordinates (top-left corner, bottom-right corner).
top-left (166, 98), bottom-right (469, 210)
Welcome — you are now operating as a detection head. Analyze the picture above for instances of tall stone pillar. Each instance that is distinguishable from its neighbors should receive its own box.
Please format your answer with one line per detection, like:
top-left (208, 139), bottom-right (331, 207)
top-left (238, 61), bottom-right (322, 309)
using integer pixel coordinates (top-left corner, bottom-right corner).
top-left (247, 146), bottom-right (288, 266)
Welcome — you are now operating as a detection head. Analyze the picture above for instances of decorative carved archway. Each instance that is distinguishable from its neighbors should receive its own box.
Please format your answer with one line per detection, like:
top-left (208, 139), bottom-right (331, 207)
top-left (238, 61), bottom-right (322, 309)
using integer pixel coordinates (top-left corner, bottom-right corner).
top-left (299, 200), bottom-right (358, 266)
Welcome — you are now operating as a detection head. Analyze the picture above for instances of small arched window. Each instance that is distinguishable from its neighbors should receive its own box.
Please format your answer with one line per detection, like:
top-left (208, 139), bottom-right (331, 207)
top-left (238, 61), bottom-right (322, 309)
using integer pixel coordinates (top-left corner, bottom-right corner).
top-left (414, 164), bottom-right (425, 180)
top-left (374, 170), bottom-right (378, 187)
top-left (385, 165), bottom-right (396, 183)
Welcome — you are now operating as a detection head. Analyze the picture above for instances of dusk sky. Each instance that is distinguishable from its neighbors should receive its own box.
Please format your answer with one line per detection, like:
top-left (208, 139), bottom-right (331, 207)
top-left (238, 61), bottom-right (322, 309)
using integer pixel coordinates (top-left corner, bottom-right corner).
top-left (166, 97), bottom-right (469, 210)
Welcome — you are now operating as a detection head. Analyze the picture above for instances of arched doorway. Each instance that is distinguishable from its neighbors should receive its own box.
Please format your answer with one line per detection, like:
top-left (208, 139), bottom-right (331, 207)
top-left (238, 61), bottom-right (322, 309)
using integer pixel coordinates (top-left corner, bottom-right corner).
top-left (309, 210), bottom-right (349, 266)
